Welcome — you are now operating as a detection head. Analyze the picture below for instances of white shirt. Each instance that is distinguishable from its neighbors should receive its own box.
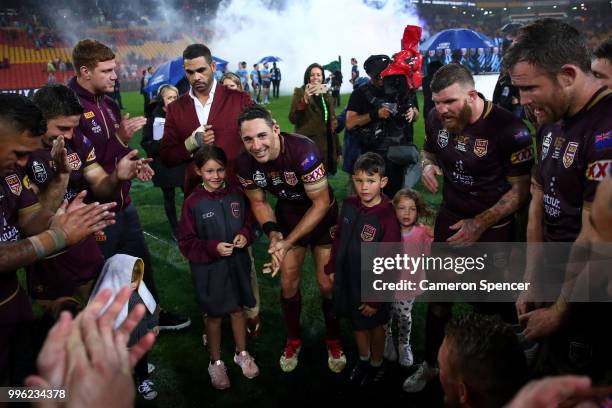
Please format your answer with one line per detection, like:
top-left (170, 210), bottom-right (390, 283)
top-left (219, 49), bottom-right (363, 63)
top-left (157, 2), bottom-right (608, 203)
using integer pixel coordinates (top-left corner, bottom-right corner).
top-left (189, 79), bottom-right (217, 126)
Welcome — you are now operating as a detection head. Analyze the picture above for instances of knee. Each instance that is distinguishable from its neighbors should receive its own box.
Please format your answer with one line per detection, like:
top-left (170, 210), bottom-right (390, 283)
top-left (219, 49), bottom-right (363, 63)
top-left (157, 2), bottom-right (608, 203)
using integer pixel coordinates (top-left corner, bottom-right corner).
top-left (281, 275), bottom-right (300, 297)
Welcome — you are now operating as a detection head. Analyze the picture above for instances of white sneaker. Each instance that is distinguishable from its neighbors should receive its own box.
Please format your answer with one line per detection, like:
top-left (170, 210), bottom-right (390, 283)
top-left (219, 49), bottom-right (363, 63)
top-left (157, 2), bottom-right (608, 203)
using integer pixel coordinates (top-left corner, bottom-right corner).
top-left (402, 361), bottom-right (438, 393)
top-left (208, 360), bottom-right (230, 390)
top-left (398, 343), bottom-right (414, 368)
top-left (137, 379), bottom-right (158, 400)
top-left (384, 335), bottom-right (397, 361)
top-left (234, 350), bottom-right (260, 379)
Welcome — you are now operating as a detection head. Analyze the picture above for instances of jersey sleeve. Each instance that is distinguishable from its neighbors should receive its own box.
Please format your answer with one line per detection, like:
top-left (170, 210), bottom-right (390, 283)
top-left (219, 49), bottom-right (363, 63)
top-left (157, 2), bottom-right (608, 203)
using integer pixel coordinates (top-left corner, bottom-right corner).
top-left (297, 143), bottom-right (328, 194)
top-left (235, 152), bottom-right (261, 192)
top-left (14, 172), bottom-right (41, 215)
top-left (500, 121), bottom-right (534, 180)
top-left (81, 135), bottom-right (102, 173)
top-left (584, 130), bottom-right (612, 205)
top-left (25, 153), bottom-right (54, 191)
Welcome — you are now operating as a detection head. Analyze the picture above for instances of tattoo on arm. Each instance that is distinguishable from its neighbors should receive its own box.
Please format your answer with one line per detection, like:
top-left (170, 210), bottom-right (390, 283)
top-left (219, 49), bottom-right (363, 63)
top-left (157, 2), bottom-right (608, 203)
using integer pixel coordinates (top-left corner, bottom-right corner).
top-left (475, 176), bottom-right (530, 229)
top-left (0, 239), bottom-right (39, 273)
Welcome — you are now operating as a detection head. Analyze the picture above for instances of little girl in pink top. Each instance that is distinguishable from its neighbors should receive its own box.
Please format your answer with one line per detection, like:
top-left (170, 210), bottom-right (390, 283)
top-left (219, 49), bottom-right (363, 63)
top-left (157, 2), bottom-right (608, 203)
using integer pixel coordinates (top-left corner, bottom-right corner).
top-left (384, 189), bottom-right (433, 367)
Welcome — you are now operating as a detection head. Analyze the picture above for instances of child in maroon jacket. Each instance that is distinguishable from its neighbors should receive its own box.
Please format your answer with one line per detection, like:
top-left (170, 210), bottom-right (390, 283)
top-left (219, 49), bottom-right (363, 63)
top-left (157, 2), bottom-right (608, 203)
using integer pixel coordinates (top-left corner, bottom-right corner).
top-left (325, 152), bottom-right (401, 386)
top-left (178, 145), bottom-right (259, 390)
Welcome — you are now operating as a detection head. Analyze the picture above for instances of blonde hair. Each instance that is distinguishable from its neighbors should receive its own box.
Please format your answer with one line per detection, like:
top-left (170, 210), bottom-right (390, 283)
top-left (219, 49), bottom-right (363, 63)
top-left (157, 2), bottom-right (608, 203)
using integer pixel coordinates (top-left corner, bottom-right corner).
top-left (158, 84), bottom-right (179, 99)
top-left (220, 72), bottom-right (243, 91)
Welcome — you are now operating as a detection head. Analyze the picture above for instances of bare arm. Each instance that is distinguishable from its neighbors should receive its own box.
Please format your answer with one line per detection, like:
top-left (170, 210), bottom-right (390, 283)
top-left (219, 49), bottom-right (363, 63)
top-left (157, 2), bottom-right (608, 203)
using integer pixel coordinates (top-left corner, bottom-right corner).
top-left (243, 188), bottom-right (276, 227)
top-left (34, 174), bottom-right (69, 211)
top-left (0, 239), bottom-right (43, 273)
top-left (85, 150), bottom-right (143, 200)
top-left (346, 110), bottom-right (372, 130)
top-left (447, 175), bottom-right (530, 245)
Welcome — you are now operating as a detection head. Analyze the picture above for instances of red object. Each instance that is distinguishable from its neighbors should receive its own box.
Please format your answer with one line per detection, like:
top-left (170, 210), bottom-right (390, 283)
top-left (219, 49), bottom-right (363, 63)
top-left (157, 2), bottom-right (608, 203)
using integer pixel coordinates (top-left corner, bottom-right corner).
top-left (381, 25), bottom-right (423, 89)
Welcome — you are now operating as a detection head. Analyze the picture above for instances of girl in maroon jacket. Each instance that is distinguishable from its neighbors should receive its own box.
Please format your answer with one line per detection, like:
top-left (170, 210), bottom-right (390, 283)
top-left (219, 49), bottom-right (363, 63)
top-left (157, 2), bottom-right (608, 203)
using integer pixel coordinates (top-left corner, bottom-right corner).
top-left (178, 145), bottom-right (259, 390)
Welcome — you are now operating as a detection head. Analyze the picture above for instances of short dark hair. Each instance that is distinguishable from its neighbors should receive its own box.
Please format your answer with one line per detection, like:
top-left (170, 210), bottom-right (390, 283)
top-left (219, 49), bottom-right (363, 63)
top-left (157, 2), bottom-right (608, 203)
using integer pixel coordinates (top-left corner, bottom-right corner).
top-left (444, 314), bottom-right (527, 407)
top-left (32, 85), bottom-right (84, 120)
top-left (237, 105), bottom-right (275, 129)
top-left (303, 63), bottom-right (325, 86)
top-left (353, 152), bottom-right (386, 176)
top-left (503, 18), bottom-right (591, 77)
top-left (0, 94), bottom-right (46, 137)
top-left (193, 145), bottom-right (227, 168)
top-left (594, 37), bottom-right (612, 61)
top-left (182, 44), bottom-right (213, 64)
top-left (72, 39), bottom-right (115, 75)
top-left (431, 63), bottom-right (474, 93)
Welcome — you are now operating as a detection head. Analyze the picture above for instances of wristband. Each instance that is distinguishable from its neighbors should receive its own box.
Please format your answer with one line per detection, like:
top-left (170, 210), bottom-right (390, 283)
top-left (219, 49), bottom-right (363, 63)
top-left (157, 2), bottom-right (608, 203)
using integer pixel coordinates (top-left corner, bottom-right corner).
top-left (28, 228), bottom-right (67, 259)
top-left (262, 221), bottom-right (281, 236)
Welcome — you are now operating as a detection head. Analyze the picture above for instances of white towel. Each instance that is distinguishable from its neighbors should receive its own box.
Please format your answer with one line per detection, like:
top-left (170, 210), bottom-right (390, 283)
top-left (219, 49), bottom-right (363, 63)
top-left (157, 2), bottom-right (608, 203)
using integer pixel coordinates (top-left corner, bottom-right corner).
top-left (88, 254), bottom-right (157, 329)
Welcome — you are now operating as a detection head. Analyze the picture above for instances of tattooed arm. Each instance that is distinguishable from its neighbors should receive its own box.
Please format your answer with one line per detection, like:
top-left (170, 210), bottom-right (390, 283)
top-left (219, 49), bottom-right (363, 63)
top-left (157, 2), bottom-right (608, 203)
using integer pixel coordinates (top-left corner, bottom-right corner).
top-left (447, 175), bottom-right (530, 245)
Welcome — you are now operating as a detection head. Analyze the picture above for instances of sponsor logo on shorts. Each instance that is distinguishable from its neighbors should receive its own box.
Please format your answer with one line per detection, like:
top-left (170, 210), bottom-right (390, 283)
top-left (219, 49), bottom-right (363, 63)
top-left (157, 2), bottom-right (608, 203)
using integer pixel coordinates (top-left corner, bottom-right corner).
top-left (595, 130), bottom-right (612, 150)
top-left (473, 139), bottom-right (488, 157)
top-left (302, 163), bottom-right (326, 184)
top-left (5, 174), bottom-right (21, 196)
top-left (284, 171), bottom-right (298, 186)
top-left (84, 111), bottom-right (95, 119)
top-left (542, 131), bottom-right (552, 160)
top-left (231, 202), bottom-right (240, 218)
top-left (32, 160), bottom-right (47, 183)
top-left (510, 146), bottom-right (533, 164)
top-left (563, 142), bottom-right (579, 168)
top-left (361, 224), bottom-right (376, 242)
top-left (253, 170), bottom-right (267, 188)
top-left (437, 129), bottom-right (449, 148)
top-left (586, 160), bottom-right (612, 180)
top-left (67, 153), bottom-right (82, 170)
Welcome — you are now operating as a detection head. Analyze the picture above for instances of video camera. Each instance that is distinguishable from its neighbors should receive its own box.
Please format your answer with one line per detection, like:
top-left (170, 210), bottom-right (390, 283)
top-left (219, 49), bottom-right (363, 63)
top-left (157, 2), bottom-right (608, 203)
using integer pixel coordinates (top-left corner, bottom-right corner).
top-left (380, 25), bottom-right (423, 116)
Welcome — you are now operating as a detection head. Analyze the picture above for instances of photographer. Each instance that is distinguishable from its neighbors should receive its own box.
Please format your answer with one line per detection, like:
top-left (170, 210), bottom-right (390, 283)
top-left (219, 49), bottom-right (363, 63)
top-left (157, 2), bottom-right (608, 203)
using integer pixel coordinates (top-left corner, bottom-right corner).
top-left (289, 63), bottom-right (340, 175)
top-left (346, 54), bottom-right (419, 197)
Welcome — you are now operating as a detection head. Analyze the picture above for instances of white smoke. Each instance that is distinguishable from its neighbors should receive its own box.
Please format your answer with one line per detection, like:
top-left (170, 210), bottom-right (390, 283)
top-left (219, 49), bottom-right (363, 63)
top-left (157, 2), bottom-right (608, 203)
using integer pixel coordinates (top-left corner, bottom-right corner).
top-left (209, 0), bottom-right (424, 95)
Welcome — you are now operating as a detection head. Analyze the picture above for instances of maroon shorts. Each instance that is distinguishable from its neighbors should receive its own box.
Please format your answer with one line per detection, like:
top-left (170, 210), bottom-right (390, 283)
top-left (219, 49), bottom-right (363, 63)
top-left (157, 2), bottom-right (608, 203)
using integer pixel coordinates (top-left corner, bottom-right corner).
top-left (275, 199), bottom-right (338, 248)
top-left (0, 286), bottom-right (33, 381)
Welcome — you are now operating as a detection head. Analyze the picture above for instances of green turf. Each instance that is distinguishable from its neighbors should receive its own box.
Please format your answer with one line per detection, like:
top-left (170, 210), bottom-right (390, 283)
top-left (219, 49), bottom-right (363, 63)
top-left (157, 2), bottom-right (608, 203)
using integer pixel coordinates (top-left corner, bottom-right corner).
top-left (119, 90), bottom-right (448, 407)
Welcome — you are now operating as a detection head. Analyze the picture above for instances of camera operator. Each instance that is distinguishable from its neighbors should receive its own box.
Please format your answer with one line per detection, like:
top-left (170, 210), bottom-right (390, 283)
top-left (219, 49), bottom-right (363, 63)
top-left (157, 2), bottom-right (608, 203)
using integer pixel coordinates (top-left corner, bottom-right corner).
top-left (345, 54), bottom-right (419, 197)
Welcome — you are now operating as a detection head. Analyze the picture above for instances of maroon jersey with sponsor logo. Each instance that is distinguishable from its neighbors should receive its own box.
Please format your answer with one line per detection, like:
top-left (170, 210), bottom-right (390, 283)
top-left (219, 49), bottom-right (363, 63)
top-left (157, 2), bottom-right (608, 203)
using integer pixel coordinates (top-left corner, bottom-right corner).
top-left (0, 171), bottom-right (39, 317)
top-left (424, 96), bottom-right (533, 218)
top-left (25, 132), bottom-right (106, 299)
top-left (534, 88), bottom-right (612, 242)
top-left (236, 132), bottom-right (335, 206)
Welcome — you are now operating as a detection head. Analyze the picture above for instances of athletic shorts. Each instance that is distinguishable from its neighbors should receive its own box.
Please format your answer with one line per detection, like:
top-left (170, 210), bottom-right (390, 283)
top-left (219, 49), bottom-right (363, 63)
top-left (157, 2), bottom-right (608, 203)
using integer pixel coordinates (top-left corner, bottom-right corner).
top-left (275, 199), bottom-right (338, 248)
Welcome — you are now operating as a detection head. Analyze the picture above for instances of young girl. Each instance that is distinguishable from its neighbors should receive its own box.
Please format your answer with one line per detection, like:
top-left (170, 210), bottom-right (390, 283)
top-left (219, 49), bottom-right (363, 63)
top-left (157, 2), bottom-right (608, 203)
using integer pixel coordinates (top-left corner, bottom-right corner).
top-left (385, 189), bottom-right (433, 367)
top-left (178, 145), bottom-right (259, 390)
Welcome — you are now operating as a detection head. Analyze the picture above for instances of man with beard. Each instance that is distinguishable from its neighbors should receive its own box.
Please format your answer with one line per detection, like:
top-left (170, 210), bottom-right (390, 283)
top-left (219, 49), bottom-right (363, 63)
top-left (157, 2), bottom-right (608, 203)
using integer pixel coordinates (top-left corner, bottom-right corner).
top-left (403, 63), bottom-right (533, 393)
top-left (0, 94), bottom-right (115, 385)
top-left (161, 43), bottom-right (252, 195)
top-left (505, 19), bottom-right (612, 380)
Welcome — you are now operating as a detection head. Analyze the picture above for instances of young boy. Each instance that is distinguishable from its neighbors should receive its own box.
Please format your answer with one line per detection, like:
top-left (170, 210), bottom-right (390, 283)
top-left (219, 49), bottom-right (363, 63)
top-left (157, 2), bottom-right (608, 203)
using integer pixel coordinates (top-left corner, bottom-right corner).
top-left (325, 152), bottom-right (401, 386)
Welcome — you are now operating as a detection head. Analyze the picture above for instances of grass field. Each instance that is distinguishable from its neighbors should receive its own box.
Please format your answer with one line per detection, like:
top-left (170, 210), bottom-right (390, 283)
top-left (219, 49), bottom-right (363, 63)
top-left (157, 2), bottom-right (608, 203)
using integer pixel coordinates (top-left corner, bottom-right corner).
top-left (120, 90), bottom-right (448, 407)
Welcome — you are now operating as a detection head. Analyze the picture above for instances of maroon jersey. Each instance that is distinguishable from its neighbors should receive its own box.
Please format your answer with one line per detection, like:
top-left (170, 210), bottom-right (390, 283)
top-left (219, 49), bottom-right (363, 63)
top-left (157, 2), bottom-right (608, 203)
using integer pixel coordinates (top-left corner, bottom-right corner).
top-left (0, 171), bottom-right (39, 318)
top-left (25, 132), bottom-right (105, 299)
top-left (534, 88), bottom-right (612, 242)
top-left (236, 132), bottom-right (335, 206)
top-left (424, 96), bottom-right (533, 218)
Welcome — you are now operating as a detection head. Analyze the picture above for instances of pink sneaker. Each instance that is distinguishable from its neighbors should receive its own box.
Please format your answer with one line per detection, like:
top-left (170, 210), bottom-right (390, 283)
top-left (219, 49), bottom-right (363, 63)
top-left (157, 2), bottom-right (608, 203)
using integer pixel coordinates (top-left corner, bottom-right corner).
top-left (234, 350), bottom-right (260, 379)
top-left (208, 360), bottom-right (230, 390)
